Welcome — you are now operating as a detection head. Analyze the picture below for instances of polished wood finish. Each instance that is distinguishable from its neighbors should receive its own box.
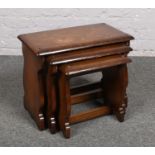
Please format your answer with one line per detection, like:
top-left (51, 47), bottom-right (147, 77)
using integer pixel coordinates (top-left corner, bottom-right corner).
top-left (18, 23), bottom-right (133, 56)
top-left (20, 43), bottom-right (131, 132)
top-left (71, 82), bottom-right (103, 105)
top-left (71, 82), bottom-right (101, 95)
top-left (58, 55), bottom-right (131, 138)
top-left (70, 106), bottom-right (112, 124)
top-left (71, 89), bottom-right (103, 105)
top-left (102, 64), bottom-right (129, 122)
top-left (45, 66), bottom-right (58, 133)
top-left (18, 23), bottom-right (134, 136)
top-left (22, 45), bottom-right (46, 130)
top-left (58, 74), bottom-right (71, 138)
top-left (48, 43), bottom-right (131, 65)
top-left (59, 55), bottom-right (131, 76)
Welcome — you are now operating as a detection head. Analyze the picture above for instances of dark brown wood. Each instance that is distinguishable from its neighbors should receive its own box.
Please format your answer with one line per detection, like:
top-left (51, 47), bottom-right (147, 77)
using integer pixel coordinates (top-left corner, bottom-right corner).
top-left (20, 42), bottom-right (132, 132)
top-left (22, 44), bottom-right (46, 130)
top-left (70, 82), bottom-right (103, 104)
top-left (71, 89), bottom-right (103, 105)
top-left (58, 74), bottom-right (71, 138)
top-left (70, 106), bottom-right (112, 124)
top-left (18, 23), bottom-right (134, 137)
top-left (102, 64), bottom-right (128, 122)
top-left (45, 66), bottom-right (58, 133)
top-left (59, 55), bottom-right (131, 76)
top-left (18, 23), bottom-right (134, 56)
top-left (58, 53), bottom-right (131, 138)
top-left (71, 82), bottom-right (101, 95)
top-left (48, 43), bottom-right (132, 65)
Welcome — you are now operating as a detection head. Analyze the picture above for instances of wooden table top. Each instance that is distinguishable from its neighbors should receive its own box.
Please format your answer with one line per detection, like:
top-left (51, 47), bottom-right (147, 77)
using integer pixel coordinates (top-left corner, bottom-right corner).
top-left (18, 23), bottom-right (134, 56)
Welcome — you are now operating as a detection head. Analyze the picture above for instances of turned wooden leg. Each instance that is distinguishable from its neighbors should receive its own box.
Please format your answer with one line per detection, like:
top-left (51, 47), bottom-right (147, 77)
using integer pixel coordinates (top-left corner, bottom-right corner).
top-left (58, 74), bottom-right (71, 138)
top-left (102, 64), bottom-right (128, 122)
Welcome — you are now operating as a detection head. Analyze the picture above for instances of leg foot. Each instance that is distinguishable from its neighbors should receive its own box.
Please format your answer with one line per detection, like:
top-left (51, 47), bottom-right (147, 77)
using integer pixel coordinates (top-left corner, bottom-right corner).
top-left (49, 117), bottom-right (57, 134)
top-left (37, 113), bottom-right (46, 130)
top-left (115, 94), bottom-right (128, 122)
top-left (63, 122), bottom-right (71, 138)
top-left (24, 96), bottom-right (46, 130)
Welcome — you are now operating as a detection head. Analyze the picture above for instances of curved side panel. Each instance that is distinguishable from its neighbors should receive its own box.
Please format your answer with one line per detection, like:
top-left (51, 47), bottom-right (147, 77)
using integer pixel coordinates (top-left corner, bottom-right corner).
top-left (22, 44), bottom-right (46, 130)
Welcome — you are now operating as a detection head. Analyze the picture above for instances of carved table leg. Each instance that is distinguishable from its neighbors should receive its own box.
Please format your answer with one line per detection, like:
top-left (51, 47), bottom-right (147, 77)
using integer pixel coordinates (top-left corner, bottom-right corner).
top-left (102, 64), bottom-right (128, 122)
top-left (45, 66), bottom-right (58, 134)
top-left (23, 44), bottom-right (46, 130)
top-left (58, 74), bottom-right (71, 138)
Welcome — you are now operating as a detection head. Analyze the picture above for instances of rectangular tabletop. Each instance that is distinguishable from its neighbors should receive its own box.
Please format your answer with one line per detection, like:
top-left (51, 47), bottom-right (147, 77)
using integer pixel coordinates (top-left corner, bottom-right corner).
top-left (18, 23), bottom-right (134, 56)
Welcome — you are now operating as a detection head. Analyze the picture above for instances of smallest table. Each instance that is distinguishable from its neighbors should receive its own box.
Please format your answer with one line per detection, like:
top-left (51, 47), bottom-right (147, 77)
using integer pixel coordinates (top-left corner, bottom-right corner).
top-left (18, 23), bottom-right (134, 136)
top-left (57, 55), bottom-right (131, 138)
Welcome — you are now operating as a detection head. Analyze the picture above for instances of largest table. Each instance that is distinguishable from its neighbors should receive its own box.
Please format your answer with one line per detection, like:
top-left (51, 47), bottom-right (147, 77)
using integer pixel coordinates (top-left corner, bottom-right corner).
top-left (18, 23), bottom-right (134, 130)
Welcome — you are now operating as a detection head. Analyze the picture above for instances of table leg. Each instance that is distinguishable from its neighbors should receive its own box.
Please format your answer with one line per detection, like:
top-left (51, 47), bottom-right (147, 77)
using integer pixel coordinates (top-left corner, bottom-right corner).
top-left (45, 66), bottom-right (58, 134)
top-left (23, 44), bottom-right (46, 130)
top-left (58, 74), bottom-right (71, 138)
top-left (102, 64), bottom-right (128, 122)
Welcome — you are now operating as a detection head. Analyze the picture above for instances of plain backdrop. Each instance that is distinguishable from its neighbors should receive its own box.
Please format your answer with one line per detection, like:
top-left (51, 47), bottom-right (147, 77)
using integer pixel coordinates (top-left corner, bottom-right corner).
top-left (0, 8), bottom-right (154, 56)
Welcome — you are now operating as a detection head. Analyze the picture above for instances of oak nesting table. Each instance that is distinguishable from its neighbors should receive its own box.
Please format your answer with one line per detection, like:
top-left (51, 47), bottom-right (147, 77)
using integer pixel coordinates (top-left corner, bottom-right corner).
top-left (18, 23), bottom-right (134, 138)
